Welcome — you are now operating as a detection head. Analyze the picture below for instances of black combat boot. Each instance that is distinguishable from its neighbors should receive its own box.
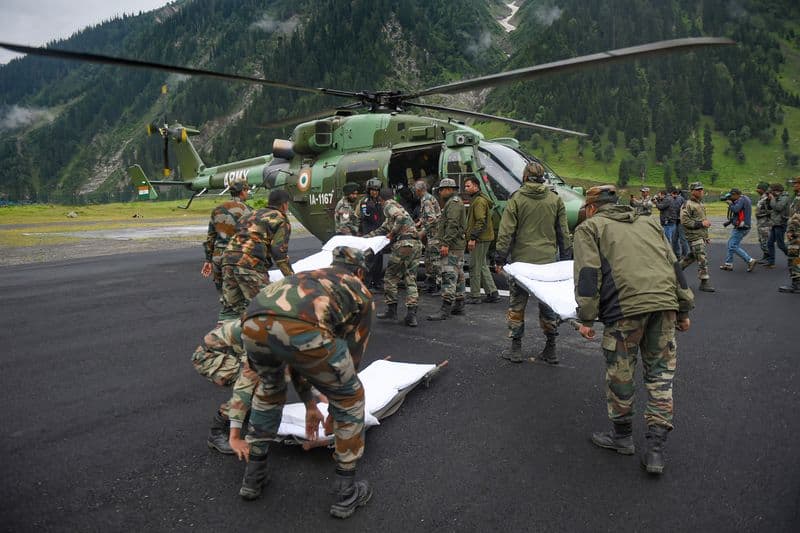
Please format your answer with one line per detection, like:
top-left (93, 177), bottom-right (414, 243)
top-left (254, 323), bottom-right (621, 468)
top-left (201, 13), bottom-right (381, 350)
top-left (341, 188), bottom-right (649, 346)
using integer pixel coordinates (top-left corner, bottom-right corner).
top-left (641, 425), bottom-right (669, 474)
top-left (426, 301), bottom-right (452, 321)
top-left (483, 291), bottom-right (500, 303)
top-left (451, 298), bottom-right (466, 315)
top-left (330, 468), bottom-right (373, 519)
top-left (425, 277), bottom-right (440, 295)
top-left (239, 452), bottom-right (270, 500)
top-left (376, 303), bottom-right (397, 320)
top-left (538, 336), bottom-right (558, 365)
top-left (404, 306), bottom-right (418, 327)
top-left (207, 411), bottom-right (233, 454)
top-left (699, 279), bottom-right (716, 292)
top-left (501, 338), bottom-right (523, 363)
top-left (778, 280), bottom-right (800, 293)
top-left (591, 422), bottom-right (635, 455)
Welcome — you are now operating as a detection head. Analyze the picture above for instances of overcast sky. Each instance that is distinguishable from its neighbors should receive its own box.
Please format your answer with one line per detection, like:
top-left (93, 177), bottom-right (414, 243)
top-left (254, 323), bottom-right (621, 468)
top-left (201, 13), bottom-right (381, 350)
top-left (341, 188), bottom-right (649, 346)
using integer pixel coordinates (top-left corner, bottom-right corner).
top-left (0, 0), bottom-right (172, 64)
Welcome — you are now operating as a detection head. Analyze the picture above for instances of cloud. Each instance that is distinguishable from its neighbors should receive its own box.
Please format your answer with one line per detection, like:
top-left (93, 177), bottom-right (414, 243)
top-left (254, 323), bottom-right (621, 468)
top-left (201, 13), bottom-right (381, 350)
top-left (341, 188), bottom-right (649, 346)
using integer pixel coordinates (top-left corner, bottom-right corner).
top-left (250, 14), bottom-right (299, 35)
top-left (533, 5), bottom-right (563, 27)
top-left (466, 31), bottom-right (493, 57)
top-left (0, 105), bottom-right (54, 130)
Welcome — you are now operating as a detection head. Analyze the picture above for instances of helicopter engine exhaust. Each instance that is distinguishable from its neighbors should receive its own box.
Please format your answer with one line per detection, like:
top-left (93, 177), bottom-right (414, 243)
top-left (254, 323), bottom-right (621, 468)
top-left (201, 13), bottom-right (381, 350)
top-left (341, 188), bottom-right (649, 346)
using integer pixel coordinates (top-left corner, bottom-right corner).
top-left (272, 139), bottom-right (295, 160)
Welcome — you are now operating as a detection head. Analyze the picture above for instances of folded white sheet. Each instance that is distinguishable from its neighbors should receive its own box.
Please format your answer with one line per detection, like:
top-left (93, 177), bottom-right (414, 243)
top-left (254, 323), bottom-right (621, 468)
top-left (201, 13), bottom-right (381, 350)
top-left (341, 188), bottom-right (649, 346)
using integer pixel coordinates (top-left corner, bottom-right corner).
top-left (503, 261), bottom-right (578, 319)
top-left (278, 359), bottom-right (436, 439)
top-left (269, 235), bottom-right (390, 282)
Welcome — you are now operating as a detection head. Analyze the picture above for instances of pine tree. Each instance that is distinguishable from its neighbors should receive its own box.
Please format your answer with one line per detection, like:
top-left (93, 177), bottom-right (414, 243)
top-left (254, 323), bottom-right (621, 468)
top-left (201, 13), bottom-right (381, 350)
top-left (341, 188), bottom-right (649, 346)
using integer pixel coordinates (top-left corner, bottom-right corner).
top-left (782, 127), bottom-right (790, 148)
top-left (702, 124), bottom-right (714, 170)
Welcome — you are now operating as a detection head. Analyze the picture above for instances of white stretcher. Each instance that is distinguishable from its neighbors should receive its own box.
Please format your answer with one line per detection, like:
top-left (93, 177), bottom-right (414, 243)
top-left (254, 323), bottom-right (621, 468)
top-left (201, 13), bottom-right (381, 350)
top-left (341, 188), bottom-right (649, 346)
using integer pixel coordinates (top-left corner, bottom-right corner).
top-left (502, 261), bottom-right (578, 320)
top-left (277, 359), bottom-right (448, 448)
top-left (268, 235), bottom-right (390, 282)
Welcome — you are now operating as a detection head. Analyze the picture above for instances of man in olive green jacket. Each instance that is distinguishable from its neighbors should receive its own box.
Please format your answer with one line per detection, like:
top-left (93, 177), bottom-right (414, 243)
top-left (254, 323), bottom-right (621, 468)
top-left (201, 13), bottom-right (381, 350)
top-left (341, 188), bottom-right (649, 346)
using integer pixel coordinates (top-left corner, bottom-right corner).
top-left (465, 176), bottom-right (499, 304)
top-left (679, 182), bottom-right (714, 292)
top-left (427, 178), bottom-right (467, 320)
top-left (494, 162), bottom-right (571, 364)
top-left (573, 185), bottom-right (694, 475)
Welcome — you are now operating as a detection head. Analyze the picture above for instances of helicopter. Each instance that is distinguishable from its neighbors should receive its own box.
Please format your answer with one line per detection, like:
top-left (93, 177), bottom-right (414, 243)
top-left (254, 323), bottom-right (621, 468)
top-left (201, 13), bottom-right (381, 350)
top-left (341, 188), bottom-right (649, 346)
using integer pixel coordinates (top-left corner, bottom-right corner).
top-left (0, 37), bottom-right (734, 243)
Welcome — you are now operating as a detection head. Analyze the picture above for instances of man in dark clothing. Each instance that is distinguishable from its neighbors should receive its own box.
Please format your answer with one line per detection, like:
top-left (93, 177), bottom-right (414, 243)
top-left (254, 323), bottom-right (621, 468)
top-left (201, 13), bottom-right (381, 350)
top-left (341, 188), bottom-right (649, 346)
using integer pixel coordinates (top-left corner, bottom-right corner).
top-left (655, 191), bottom-right (677, 244)
top-left (671, 190), bottom-right (690, 259)
top-left (720, 188), bottom-right (757, 272)
top-left (359, 178), bottom-right (385, 291)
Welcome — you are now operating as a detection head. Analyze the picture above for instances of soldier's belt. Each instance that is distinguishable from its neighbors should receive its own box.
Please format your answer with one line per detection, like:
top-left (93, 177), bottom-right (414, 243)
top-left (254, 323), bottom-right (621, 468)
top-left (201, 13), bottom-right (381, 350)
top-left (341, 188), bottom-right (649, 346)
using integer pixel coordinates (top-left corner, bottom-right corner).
top-left (395, 235), bottom-right (418, 242)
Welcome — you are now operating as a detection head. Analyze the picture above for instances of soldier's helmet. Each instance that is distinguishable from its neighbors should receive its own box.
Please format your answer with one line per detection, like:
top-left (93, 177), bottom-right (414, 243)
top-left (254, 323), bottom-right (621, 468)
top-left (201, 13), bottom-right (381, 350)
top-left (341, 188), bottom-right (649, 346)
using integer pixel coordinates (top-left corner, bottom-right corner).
top-left (331, 246), bottom-right (368, 271)
top-left (583, 185), bottom-right (618, 207)
top-left (690, 182), bottom-right (704, 191)
top-left (343, 182), bottom-right (359, 195)
top-left (523, 161), bottom-right (546, 182)
top-left (366, 178), bottom-right (382, 191)
top-left (438, 178), bottom-right (458, 189)
top-left (230, 177), bottom-right (247, 193)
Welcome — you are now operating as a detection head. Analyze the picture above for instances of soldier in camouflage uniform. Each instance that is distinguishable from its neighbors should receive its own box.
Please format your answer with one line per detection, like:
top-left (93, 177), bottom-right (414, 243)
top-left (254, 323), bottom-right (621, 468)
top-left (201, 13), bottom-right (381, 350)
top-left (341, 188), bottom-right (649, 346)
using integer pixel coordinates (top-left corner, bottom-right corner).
top-left (334, 182), bottom-right (361, 235)
top-left (427, 178), bottom-right (467, 320)
top-left (755, 182), bottom-right (771, 263)
top-left (238, 246), bottom-right (374, 519)
top-left (494, 162), bottom-right (570, 364)
top-left (365, 188), bottom-right (423, 327)
top-left (191, 319), bottom-right (259, 454)
top-left (679, 182), bottom-right (715, 292)
top-left (779, 176), bottom-right (800, 293)
top-left (201, 179), bottom-right (251, 294)
top-left (573, 185), bottom-right (694, 475)
top-left (414, 180), bottom-right (442, 295)
top-left (219, 189), bottom-right (294, 321)
top-left (630, 187), bottom-right (655, 216)
top-left (764, 183), bottom-right (791, 268)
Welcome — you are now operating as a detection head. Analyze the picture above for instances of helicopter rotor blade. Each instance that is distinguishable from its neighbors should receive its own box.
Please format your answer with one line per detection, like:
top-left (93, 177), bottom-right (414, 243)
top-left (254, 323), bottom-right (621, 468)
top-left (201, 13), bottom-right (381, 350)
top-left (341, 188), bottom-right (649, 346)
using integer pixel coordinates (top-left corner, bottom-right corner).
top-left (408, 37), bottom-right (735, 98)
top-left (404, 101), bottom-right (588, 137)
top-left (0, 41), bottom-right (347, 96)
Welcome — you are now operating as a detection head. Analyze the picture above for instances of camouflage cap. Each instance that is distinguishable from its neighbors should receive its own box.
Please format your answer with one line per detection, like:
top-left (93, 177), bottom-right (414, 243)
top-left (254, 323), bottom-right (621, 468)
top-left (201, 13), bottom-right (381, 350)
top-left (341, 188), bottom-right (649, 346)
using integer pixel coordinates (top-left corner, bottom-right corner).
top-left (343, 182), bottom-right (359, 195)
top-left (438, 178), bottom-right (457, 189)
top-left (756, 181), bottom-right (770, 191)
top-left (788, 176), bottom-right (800, 185)
top-left (583, 185), bottom-right (618, 207)
top-left (331, 246), bottom-right (367, 271)
top-left (690, 182), bottom-right (704, 190)
top-left (640, 187), bottom-right (650, 192)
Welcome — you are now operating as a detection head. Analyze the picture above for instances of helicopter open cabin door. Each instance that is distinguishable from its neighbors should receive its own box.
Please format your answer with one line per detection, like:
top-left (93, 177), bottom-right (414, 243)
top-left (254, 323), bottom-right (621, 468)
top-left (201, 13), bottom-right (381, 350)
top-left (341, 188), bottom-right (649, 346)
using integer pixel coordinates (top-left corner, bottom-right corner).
top-left (440, 129), bottom-right (481, 194)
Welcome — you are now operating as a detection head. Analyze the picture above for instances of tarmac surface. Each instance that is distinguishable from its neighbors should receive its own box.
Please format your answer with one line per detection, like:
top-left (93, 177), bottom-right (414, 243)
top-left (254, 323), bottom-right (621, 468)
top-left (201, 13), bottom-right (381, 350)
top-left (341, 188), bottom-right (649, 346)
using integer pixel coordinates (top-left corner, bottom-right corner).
top-left (1, 236), bottom-right (798, 532)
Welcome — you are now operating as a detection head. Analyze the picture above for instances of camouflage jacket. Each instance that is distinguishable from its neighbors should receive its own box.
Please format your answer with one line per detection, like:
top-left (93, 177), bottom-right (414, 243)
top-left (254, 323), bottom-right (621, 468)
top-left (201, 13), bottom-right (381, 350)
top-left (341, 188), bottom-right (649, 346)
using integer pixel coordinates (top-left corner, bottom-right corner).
top-left (418, 192), bottom-right (441, 241)
top-left (631, 196), bottom-right (655, 216)
top-left (755, 193), bottom-right (770, 224)
top-left (496, 182), bottom-right (570, 264)
top-left (440, 194), bottom-right (467, 250)
top-left (573, 204), bottom-right (694, 326)
top-left (203, 199), bottom-right (251, 262)
top-left (245, 266), bottom-right (375, 368)
top-left (680, 198), bottom-right (709, 242)
top-left (334, 196), bottom-right (360, 235)
top-left (367, 199), bottom-right (419, 244)
top-left (767, 191), bottom-right (791, 227)
top-left (466, 191), bottom-right (494, 242)
top-left (787, 195), bottom-right (800, 246)
top-left (222, 207), bottom-right (293, 275)
top-left (190, 320), bottom-right (257, 426)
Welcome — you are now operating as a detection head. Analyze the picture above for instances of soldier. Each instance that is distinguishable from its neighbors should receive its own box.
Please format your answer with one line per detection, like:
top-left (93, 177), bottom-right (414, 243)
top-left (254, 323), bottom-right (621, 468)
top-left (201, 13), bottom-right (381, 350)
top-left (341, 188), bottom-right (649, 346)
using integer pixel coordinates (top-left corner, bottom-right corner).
top-left (764, 183), bottom-right (791, 268)
top-left (630, 187), bottom-right (655, 216)
top-left (427, 178), bottom-right (467, 320)
top-left (365, 188), bottom-right (422, 327)
top-left (679, 182), bottom-right (715, 292)
top-left (464, 176), bottom-right (499, 304)
top-left (219, 189), bottom-right (294, 320)
top-left (573, 185), bottom-right (694, 475)
top-left (190, 319), bottom-right (259, 454)
top-left (334, 182), bottom-right (361, 235)
top-left (779, 176), bottom-right (800, 293)
top-left (414, 180), bottom-right (442, 295)
top-left (755, 182), bottom-right (772, 264)
top-left (201, 179), bottom-right (251, 294)
top-left (494, 162), bottom-right (570, 364)
top-left (359, 178), bottom-right (385, 292)
top-left (237, 246), bottom-right (374, 519)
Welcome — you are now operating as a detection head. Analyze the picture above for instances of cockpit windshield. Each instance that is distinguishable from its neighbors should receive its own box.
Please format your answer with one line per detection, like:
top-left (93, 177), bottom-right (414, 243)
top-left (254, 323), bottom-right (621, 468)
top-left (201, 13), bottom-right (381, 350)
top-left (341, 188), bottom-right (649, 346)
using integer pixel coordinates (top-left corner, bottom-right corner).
top-left (477, 142), bottom-right (566, 200)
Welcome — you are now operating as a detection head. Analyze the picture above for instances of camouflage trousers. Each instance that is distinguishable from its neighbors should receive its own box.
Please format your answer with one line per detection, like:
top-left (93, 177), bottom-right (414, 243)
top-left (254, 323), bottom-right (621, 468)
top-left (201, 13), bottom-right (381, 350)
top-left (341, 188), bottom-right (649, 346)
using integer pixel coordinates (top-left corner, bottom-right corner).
top-left (507, 279), bottom-right (559, 340)
top-left (424, 239), bottom-right (441, 283)
top-left (220, 265), bottom-right (269, 320)
top-left (383, 240), bottom-right (422, 306)
top-left (756, 220), bottom-right (770, 256)
top-left (680, 239), bottom-right (709, 280)
top-left (601, 311), bottom-right (677, 429)
top-left (468, 240), bottom-right (497, 297)
top-left (789, 240), bottom-right (800, 282)
top-left (211, 250), bottom-right (224, 293)
top-left (440, 249), bottom-right (466, 303)
top-left (191, 328), bottom-right (259, 425)
top-left (242, 315), bottom-right (365, 470)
